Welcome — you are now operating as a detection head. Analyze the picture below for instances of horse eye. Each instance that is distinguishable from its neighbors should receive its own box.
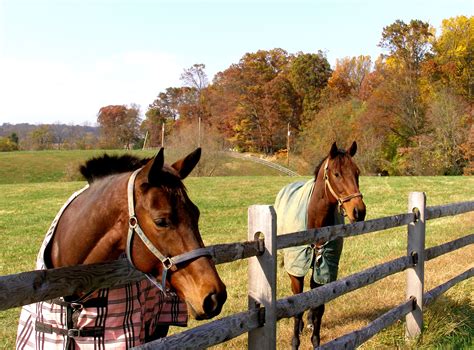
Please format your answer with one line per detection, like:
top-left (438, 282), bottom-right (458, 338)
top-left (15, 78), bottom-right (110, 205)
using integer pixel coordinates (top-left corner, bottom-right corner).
top-left (155, 218), bottom-right (169, 228)
top-left (334, 172), bottom-right (340, 177)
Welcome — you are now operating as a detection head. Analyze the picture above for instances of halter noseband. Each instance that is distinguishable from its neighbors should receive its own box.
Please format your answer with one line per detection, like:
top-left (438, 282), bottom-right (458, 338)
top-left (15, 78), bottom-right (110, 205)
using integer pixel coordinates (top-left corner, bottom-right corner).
top-left (323, 158), bottom-right (363, 215)
top-left (126, 168), bottom-right (213, 292)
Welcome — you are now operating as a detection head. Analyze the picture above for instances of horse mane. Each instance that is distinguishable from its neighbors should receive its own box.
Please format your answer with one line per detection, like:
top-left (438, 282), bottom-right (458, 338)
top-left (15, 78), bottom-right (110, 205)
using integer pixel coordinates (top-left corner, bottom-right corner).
top-left (313, 148), bottom-right (347, 178)
top-left (80, 154), bottom-right (152, 183)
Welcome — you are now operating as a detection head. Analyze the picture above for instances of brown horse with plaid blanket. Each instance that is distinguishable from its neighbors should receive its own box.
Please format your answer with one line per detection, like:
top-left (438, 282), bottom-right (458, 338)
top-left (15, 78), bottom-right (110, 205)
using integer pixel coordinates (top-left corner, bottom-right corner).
top-left (17, 148), bottom-right (226, 349)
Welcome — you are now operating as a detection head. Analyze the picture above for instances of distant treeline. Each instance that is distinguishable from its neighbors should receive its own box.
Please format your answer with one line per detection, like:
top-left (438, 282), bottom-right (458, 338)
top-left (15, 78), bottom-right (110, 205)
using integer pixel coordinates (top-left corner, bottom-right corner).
top-left (1, 16), bottom-right (472, 176)
top-left (0, 123), bottom-right (100, 151)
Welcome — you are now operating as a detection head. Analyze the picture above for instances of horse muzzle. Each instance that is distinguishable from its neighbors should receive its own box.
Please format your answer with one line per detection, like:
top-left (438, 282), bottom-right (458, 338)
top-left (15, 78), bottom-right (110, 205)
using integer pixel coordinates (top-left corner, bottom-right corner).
top-left (343, 198), bottom-right (366, 223)
top-left (170, 256), bottom-right (227, 320)
top-left (190, 288), bottom-right (228, 320)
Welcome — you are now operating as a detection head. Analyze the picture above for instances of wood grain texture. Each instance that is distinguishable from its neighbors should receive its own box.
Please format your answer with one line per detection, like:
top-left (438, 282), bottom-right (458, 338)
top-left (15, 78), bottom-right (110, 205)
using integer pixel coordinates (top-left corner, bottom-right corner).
top-left (134, 309), bottom-right (261, 349)
top-left (0, 259), bottom-right (143, 310)
top-left (425, 201), bottom-right (474, 220)
top-left (276, 213), bottom-right (416, 250)
top-left (406, 192), bottom-right (426, 338)
top-left (276, 255), bottom-right (412, 320)
top-left (425, 234), bottom-right (474, 261)
top-left (247, 205), bottom-right (277, 349)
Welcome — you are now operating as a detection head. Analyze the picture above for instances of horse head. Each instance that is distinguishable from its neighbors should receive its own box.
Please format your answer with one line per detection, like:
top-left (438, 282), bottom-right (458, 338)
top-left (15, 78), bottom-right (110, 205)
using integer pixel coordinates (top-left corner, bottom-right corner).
top-left (129, 148), bottom-right (227, 320)
top-left (322, 141), bottom-right (366, 223)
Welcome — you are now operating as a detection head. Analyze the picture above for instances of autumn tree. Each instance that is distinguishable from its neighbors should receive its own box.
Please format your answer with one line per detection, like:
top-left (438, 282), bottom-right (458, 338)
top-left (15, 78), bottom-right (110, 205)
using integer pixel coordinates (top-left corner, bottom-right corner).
top-left (379, 19), bottom-right (433, 74)
top-left (180, 63), bottom-right (209, 91)
top-left (289, 51), bottom-right (332, 117)
top-left (367, 20), bottom-right (433, 151)
top-left (97, 104), bottom-right (142, 149)
top-left (29, 125), bottom-right (54, 150)
top-left (427, 15), bottom-right (473, 99)
top-left (208, 48), bottom-right (303, 153)
top-left (0, 133), bottom-right (19, 151)
top-left (326, 55), bottom-right (373, 101)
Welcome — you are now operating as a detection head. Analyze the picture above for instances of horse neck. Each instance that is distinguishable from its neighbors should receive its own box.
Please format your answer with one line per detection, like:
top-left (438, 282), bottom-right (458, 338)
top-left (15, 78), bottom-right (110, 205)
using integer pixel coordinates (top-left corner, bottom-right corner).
top-left (50, 173), bottom-right (130, 267)
top-left (307, 164), bottom-right (338, 229)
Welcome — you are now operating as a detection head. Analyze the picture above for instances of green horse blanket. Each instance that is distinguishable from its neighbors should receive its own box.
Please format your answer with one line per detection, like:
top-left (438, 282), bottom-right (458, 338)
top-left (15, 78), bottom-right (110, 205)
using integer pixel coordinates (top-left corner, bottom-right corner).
top-left (274, 179), bottom-right (344, 284)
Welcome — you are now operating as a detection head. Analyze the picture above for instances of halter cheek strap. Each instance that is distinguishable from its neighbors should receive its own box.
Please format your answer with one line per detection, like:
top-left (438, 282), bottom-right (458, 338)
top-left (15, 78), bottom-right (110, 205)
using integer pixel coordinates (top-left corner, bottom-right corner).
top-left (125, 168), bottom-right (213, 292)
top-left (323, 159), bottom-right (363, 215)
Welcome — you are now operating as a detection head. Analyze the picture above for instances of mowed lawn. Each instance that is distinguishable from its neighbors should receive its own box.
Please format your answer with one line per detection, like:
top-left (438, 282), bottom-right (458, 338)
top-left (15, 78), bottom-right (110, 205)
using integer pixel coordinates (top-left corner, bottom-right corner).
top-left (0, 159), bottom-right (473, 348)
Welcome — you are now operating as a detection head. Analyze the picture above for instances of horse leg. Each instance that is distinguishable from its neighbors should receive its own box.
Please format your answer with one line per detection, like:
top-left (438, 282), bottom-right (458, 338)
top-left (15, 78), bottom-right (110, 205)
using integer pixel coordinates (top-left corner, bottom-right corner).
top-left (309, 280), bottom-right (325, 347)
top-left (289, 274), bottom-right (305, 350)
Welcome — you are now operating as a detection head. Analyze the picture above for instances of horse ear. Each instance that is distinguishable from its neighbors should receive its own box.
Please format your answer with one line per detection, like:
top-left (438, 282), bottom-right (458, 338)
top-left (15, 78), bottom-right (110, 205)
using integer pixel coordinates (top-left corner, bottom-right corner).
top-left (171, 148), bottom-right (201, 179)
top-left (329, 142), bottom-right (338, 159)
top-left (348, 141), bottom-right (357, 157)
top-left (148, 148), bottom-right (165, 183)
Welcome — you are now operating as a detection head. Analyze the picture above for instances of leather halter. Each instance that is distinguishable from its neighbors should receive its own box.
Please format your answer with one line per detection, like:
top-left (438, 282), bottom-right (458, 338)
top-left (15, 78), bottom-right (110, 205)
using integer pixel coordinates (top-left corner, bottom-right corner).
top-left (323, 158), bottom-right (363, 215)
top-left (126, 168), bottom-right (213, 292)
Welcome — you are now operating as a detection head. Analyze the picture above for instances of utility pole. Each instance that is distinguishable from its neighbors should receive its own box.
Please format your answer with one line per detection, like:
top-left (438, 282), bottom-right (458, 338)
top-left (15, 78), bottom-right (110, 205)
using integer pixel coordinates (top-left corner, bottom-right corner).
top-left (161, 122), bottom-right (165, 148)
top-left (287, 122), bottom-right (290, 167)
top-left (198, 116), bottom-right (201, 147)
top-left (142, 131), bottom-right (148, 150)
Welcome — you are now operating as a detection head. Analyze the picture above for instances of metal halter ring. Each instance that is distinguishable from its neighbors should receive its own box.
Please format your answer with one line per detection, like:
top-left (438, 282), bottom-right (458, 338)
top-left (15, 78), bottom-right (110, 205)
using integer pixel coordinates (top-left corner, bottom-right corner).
top-left (162, 257), bottom-right (174, 270)
top-left (129, 216), bottom-right (138, 228)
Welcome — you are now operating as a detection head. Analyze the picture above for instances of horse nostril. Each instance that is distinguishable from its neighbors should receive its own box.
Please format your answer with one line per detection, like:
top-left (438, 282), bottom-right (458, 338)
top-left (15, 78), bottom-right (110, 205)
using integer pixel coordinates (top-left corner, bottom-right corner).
top-left (357, 207), bottom-right (366, 221)
top-left (203, 293), bottom-right (220, 316)
top-left (353, 207), bottom-right (359, 220)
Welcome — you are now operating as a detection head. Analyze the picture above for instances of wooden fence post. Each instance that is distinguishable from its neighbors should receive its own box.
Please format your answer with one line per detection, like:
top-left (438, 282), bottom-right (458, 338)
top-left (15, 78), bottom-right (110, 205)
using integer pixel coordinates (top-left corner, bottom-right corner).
top-left (406, 192), bottom-right (426, 339)
top-left (248, 205), bottom-right (277, 349)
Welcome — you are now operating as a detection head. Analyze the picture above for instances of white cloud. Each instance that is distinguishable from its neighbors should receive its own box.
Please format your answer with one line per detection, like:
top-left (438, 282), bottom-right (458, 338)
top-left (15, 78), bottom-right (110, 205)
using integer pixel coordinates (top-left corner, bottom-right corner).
top-left (0, 51), bottom-right (182, 125)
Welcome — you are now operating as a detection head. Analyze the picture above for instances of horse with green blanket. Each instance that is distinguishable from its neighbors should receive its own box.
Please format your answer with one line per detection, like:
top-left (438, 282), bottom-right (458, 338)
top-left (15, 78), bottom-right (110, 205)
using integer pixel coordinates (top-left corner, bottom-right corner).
top-left (275, 142), bottom-right (366, 349)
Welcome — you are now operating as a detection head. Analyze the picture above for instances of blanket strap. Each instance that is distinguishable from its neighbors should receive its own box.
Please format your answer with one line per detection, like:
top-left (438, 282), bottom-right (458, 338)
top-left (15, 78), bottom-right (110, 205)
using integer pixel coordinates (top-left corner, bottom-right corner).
top-left (35, 297), bottom-right (107, 346)
top-left (35, 320), bottom-right (105, 338)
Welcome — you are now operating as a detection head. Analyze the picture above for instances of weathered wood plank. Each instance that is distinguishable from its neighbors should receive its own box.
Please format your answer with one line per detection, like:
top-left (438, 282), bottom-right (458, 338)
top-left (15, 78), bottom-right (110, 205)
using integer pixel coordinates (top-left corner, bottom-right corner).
top-left (406, 192), bottom-right (426, 338)
top-left (276, 255), bottom-right (412, 320)
top-left (276, 213), bottom-right (416, 250)
top-left (0, 239), bottom-right (262, 311)
top-left (425, 234), bottom-right (474, 261)
top-left (319, 297), bottom-right (415, 350)
top-left (0, 259), bottom-right (144, 310)
top-left (133, 309), bottom-right (261, 349)
top-left (426, 201), bottom-right (474, 220)
top-left (424, 268), bottom-right (473, 306)
top-left (212, 240), bottom-right (261, 265)
top-left (247, 205), bottom-right (277, 349)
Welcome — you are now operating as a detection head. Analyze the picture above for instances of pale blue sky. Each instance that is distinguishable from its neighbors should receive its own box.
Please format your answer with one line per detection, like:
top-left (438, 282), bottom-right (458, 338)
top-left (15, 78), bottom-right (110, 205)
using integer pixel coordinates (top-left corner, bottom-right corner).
top-left (0, 0), bottom-right (471, 125)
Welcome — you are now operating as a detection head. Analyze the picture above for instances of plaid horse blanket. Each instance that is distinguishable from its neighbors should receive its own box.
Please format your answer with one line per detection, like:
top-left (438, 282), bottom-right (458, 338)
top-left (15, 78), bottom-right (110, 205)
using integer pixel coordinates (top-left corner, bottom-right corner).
top-left (274, 179), bottom-right (344, 285)
top-left (16, 186), bottom-right (188, 350)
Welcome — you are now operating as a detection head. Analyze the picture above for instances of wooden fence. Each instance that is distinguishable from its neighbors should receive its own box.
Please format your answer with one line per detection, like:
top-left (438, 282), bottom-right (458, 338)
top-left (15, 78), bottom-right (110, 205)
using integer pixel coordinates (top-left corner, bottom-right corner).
top-left (0, 193), bottom-right (472, 349)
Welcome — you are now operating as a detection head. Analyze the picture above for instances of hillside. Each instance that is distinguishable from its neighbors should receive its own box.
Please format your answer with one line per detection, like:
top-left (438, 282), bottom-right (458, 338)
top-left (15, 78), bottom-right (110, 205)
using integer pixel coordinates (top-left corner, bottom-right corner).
top-left (0, 149), bottom-right (288, 184)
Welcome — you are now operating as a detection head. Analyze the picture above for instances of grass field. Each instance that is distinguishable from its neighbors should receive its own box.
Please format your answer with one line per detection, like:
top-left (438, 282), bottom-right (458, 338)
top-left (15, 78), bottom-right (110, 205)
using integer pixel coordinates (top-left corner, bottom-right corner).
top-left (0, 151), bottom-right (473, 349)
top-left (0, 149), bottom-right (285, 184)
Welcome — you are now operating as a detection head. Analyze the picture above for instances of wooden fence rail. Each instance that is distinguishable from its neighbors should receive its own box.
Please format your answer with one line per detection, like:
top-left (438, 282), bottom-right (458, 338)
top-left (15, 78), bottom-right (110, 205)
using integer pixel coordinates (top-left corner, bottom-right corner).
top-left (0, 195), bottom-right (472, 349)
top-left (320, 297), bottom-right (417, 350)
top-left (322, 267), bottom-right (474, 350)
top-left (138, 229), bottom-right (472, 349)
top-left (0, 240), bottom-right (263, 311)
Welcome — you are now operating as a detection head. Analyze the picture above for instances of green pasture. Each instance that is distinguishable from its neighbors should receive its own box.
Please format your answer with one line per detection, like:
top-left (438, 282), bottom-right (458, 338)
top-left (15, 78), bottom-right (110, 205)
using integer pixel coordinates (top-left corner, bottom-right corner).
top-left (0, 149), bottom-right (284, 184)
top-left (0, 151), bottom-right (472, 349)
